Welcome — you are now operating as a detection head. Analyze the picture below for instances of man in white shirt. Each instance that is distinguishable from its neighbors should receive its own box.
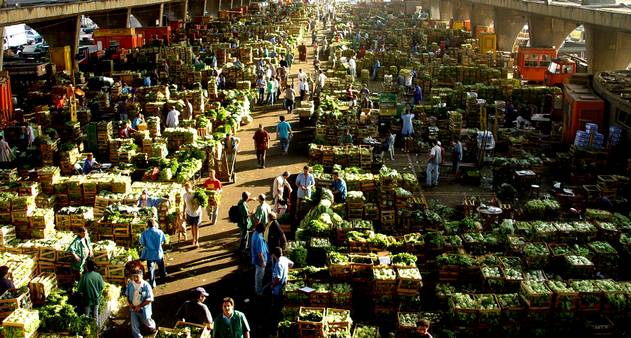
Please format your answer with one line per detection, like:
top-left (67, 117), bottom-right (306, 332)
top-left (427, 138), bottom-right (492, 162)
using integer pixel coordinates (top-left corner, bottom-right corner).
top-left (272, 171), bottom-right (292, 209)
top-left (348, 56), bottom-right (357, 78)
top-left (298, 69), bottom-right (307, 82)
top-left (165, 106), bottom-right (180, 128)
top-left (318, 70), bottom-right (326, 89)
top-left (426, 140), bottom-right (442, 187)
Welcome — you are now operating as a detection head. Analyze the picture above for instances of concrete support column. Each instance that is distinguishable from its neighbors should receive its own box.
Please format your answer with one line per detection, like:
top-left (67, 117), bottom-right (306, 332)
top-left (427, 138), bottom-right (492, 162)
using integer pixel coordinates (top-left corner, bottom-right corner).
top-left (428, 0), bottom-right (440, 20)
top-left (189, 0), bottom-right (207, 17)
top-left (586, 24), bottom-right (631, 73)
top-left (452, 0), bottom-right (471, 21)
top-left (132, 4), bottom-right (164, 27)
top-left (89, 8), bottom-right (131, 28)
top-left (208, 0), bottom-right (220, 16)
top-left (529, 15), bottom-right (576, 50)
top-left (470, 3), bottom-right (494, 31)
top-left (493, 8), bottom-right (526, 51)
top-left (439, 0), bottom-right (453, 21)
top-left (30, 15), bottom-right (81, 56)
top-left (165, 1), bottom-right (188, 21)
top-left (220, 0), bottom-right (232, 10)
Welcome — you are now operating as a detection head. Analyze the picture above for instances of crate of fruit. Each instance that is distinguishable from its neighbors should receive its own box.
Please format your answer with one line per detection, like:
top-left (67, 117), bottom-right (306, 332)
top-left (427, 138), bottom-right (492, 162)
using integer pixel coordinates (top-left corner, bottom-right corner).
top-left (298, 307), bottom-right (325, 337)
top-left (397, 312), bottom-right (421, 332)
top-left (309, 283), bottom-right (331, 307)
top-left (331, 283), bottom-right (352, 309)
top-left (174, 321), bottom-right (211, 338)
top-left (449, 293), bottom-right (478, 326)
top-left (477, 294), bottom-right (501, 328)
top-left (0, 287), bottom-right (31, 318)
top-left (396, 267), bottom-right (422, 292)
top-left (593, 279), bottom-right (628, 313)
top-left (352, 324), bottom-right (380, 338)
top-left (523, 242), bottom-right (550, 269)
top-left (325, 308), bottom-right (352, 336)
top-left (496, 293), bottom-right (525, 321)
top-left (546, 280), bottom-right (578, 311)
top-left (570, 280), bottom-right (602, 312)
top-left (2, 308), bottom-right (39, 338)
top-left (349, 254), bottom-right (377, 280)
top-left (372, 266), bottom-right (397, 293)
top-left (520, 280), bottom-right (553, 309)
top-left (327, 252), bottom-right (351, 280)
top-left (481, 266), bottom-right (504, 292)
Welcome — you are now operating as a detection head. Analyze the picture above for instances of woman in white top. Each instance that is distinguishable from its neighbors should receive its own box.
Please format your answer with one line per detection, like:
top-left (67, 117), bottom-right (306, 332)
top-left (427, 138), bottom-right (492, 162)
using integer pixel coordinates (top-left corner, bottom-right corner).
top-left (183, 182), bottom-right (202, 247)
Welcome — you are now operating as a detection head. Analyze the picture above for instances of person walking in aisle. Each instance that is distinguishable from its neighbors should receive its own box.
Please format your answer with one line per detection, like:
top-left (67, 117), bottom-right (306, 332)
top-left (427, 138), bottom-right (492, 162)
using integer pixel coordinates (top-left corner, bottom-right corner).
top-left (276, 116), bottom-right (292, 155)
top-left (176, 287), bottom-right (213, 329)
top-left (213, 297), bottom-right (251, 338)
top-left (285, 85), bottom-right (296, 114)
top-left (452, 138), bottom-right (463, 177)
top-left (67, 227), bottom-right (93, 279)
top-left (272, 171), bottom-right (292, 211)
top-left (253, 125), bottom-right (270, 169)
top-left (77, 259), bottom-right (104, 320)
top-left (381, 131), bottom-right (396, 161)
top-left (183, 183), bottom-right (203, 247)
top-left (139, 219), bottom-right (167, 288)
top-left (203, 170), bottom-right (222, 225)
top-left (126, 270), bottom-right (156, 338)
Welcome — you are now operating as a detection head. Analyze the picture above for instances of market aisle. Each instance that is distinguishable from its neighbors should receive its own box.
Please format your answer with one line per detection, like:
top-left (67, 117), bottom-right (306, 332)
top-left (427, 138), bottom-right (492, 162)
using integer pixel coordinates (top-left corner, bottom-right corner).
top-left (148, 33), bottom-right (322, 328)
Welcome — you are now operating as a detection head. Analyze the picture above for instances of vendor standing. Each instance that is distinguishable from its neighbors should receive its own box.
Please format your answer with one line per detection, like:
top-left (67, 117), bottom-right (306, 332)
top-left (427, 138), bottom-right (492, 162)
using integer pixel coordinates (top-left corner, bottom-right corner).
top-left (0, 266), bottom-right (15, 295)
top-left (330, 171), bottom-right (347, 203)
top-left (295, 166), bottom-right (315, 211)
top-left (67, 227), bottom-right (93, 278)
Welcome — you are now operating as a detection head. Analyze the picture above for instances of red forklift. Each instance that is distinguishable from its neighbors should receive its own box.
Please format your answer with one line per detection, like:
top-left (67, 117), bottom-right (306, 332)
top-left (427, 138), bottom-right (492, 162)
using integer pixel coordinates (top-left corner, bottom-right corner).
top-left (544, 58), bottom-right (577, 87)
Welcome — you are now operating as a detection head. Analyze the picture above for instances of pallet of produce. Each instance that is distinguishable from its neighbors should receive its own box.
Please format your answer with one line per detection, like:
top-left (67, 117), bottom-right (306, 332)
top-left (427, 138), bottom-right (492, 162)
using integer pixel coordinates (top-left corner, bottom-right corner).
top-left (2, 308), bottom-right (39, 338)
top-left (298, 307), bottom-right (325, 337)
top-left (520, 280), bottom-right (553, 309)
top-left (570, 280), bottom-right (601, 312)
top-left (477, 294), bottom-right (500, 328)
top-left (327, 252), bottom-right (351, 280)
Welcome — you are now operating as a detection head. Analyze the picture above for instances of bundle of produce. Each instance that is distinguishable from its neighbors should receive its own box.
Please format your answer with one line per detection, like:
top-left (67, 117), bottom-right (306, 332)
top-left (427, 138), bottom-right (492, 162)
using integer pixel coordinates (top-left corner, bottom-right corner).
top-left (286, 241), bottom-right (308, 268)
top-left (397, 267), bottom-right (422, 290)
top-left (585, 208), bottom-right (613, 222)
top-left (523, 270), bottom-right (547, 282)
top-left (571, 222), bottom-right (598, 241)
top-left (523, 242), bottom-right (549, 269)
top-left (546, 280), bottom-right (578, 311)
top-left (524, 199), bottom-right (561, 219)
top-left (397, 312), bottom-right (421, 330)
top-left (436, 253), bottom-right (477, 269)
top-left (495, 293), bottom-right (525, 318)
top-left (402, 233), bottom-right (424, 253)
top-left (298, 307), bottom-right (325, 334)
top-left (449, 293), bottom-right (478, 324)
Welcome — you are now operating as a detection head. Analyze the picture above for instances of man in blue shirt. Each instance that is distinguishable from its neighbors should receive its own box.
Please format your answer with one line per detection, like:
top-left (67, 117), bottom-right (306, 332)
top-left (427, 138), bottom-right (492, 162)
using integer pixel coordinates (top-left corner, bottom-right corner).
top-left (250, 222), bottom-right (269, 296)
top-left (414, 84), bottom-right (423, 105)
top-left (271, 247), bottom-right (293, 328)
top-left (139, 219), bottom-right (167, 288)
top-left (276, 115), bottom-right (292, 155)
top-left (330, 171), bottom-right (347, 203)
top-left (82, 153), bottom-right (99, 174)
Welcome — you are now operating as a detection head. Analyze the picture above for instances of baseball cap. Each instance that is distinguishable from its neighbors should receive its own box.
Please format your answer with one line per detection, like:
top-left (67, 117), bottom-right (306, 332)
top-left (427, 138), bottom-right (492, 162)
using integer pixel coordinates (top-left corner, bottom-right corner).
top-left (195, 287), bottom-right (209, 297)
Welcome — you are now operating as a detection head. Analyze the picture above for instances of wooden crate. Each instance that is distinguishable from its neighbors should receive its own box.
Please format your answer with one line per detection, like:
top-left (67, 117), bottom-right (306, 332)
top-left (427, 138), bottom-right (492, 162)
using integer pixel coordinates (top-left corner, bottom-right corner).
top-left (324, 308), bottom-right (352, 335)
top-left (298, 307), bottom-right (325, 337)
top-left (0, 288), bottom-right (32, 317)
top-left (28, 273), bottom-right (57, 305)
top-left (520, 281), bottom-right (553, 309)
top-left (174, 321), bottom-right (211, 338)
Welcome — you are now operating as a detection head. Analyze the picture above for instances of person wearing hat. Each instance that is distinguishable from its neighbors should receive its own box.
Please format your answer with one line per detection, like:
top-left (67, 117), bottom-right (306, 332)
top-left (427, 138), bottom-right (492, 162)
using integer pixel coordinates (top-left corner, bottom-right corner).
top-left (237, 192), bottom-right (254, 253)
top-left (175, 287), bottom-right (213, 328)
top-left (126, 269), bottom-right (156, 338)
top-left (139, 219), bottom-right (167, 288)
top-left (67, 227), bottom-right (93, 278)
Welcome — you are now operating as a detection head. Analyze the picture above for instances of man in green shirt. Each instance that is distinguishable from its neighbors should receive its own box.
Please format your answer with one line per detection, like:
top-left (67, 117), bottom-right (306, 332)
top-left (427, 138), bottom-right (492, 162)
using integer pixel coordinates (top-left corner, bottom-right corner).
top-left (237, 192), bottom-right (253, 253)
top-left (213, 297), bottom-right (250, 338)
top-left (77, 259), bottom-right (104, 320)
top-left (67, 227), bottom-right (93, 277)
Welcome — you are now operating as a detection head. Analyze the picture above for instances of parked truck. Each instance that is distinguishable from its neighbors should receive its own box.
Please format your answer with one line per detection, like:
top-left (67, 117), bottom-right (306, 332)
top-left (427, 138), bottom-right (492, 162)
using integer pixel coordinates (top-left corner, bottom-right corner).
top-left (2, 24), bottom-right (28, 50)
